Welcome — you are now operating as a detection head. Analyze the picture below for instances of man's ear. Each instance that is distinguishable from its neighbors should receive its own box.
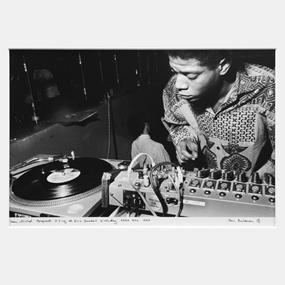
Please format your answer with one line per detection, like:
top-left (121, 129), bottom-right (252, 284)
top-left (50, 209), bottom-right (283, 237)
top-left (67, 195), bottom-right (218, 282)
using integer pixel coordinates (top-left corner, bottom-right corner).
top-left (218, 58), bottom-right (231, 75)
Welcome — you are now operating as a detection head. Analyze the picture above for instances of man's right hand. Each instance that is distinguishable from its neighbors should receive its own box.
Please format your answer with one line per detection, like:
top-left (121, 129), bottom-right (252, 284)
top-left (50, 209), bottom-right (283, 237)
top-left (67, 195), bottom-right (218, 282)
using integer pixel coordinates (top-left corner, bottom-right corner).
top-left (176, 138), bottom-right (198, 164)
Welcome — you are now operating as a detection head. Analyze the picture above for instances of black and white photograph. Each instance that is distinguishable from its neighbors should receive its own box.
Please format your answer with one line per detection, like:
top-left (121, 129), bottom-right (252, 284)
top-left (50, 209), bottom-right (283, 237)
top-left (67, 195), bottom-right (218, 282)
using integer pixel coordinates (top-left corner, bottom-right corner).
top-left (2, 1), bottom-right (284, 284)
top-left (9, 49), bottom-right (276, 225)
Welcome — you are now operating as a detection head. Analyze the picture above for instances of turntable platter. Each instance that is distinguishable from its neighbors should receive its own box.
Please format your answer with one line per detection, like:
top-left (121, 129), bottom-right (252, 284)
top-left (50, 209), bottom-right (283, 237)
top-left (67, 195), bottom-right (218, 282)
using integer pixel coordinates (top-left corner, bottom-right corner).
top-left (11, 157), bottom-right (113, 201)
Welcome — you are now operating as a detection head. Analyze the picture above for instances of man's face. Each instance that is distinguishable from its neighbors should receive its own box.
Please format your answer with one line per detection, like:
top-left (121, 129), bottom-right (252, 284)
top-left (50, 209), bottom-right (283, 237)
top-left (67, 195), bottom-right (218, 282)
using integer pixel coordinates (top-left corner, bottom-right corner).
top-left (169, 56), bottom-right (223, 103)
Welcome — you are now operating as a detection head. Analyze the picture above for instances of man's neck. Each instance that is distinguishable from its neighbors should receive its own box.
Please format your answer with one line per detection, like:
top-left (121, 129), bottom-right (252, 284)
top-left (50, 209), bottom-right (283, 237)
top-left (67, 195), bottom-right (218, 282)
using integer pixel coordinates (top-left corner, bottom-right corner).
top-left (212, 80), bottom-right (235, 113)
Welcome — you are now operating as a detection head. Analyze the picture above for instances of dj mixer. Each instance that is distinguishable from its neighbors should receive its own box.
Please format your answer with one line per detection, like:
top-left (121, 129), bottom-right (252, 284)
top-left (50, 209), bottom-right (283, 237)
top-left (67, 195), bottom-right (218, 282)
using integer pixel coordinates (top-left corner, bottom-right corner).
top-left (106, 164), bottom-right (275, 217)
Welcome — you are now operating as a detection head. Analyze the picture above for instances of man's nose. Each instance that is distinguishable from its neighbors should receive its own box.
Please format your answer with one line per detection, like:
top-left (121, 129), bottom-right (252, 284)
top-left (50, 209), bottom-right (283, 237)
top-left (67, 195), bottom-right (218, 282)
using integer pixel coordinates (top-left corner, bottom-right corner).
top-left (175, 74), bottom-right (189, 90)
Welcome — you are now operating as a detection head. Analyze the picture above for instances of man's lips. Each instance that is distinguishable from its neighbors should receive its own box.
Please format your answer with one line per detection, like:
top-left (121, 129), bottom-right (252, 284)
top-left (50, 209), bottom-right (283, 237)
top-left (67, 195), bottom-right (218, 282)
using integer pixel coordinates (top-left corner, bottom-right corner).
top-left (179, 94), bottom-right (198, 101)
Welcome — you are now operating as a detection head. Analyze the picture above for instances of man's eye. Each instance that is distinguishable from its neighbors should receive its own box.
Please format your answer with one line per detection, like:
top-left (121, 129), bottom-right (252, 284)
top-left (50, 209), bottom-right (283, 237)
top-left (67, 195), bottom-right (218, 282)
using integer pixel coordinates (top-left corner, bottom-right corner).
top-left (170, 68), bottom-right (176, 74)
top-left (187, 75), bottom-right (198, 80)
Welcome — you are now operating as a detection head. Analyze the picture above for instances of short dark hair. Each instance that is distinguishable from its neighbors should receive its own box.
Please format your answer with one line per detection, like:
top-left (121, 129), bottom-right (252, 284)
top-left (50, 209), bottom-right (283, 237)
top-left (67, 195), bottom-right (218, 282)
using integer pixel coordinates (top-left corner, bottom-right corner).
top-left (167, 50), bottom-right (232, 69)
top-left (127, 113), bottom-right (147, 138)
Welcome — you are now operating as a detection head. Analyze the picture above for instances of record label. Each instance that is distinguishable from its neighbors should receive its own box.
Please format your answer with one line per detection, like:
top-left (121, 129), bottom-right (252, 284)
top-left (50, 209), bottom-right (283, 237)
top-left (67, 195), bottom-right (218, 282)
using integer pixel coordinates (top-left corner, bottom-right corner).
top-left (47, 168), bottom-right (81, 184)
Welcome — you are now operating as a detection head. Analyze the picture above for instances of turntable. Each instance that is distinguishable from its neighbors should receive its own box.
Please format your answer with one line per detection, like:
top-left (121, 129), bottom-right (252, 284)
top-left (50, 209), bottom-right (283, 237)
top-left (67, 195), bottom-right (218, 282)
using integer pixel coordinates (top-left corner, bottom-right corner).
top-left (9, 155), bottom-right (115, 217)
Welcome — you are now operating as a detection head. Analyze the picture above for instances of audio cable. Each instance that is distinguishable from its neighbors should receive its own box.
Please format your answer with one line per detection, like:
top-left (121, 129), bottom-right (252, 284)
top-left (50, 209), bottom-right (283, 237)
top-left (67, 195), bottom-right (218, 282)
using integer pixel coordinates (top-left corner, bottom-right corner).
top-left (149, 161), bottom-right (178, 217)
top-left (127, 153), bottom-right (157, 216)
top-left (170, 166), bottom-right (184, 217)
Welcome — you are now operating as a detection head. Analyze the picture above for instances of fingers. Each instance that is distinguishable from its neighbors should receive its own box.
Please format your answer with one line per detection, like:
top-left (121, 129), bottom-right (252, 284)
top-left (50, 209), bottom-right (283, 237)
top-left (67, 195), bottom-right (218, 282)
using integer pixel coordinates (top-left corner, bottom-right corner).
top-left (176, 139), bottom-right (198, 163)
top-left (176, 150), bottom-right (184, 164)
top-left (186, 141), bottom-right (198, 159)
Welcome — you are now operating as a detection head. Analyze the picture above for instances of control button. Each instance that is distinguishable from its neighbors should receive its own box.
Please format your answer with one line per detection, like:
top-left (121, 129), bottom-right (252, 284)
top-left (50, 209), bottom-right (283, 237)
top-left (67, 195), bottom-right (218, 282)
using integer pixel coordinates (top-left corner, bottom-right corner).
top-left (166, 197), bottom-right (178, 204)
top-left (251, 195), bottom-right (259, 201)
top-left (134, 182), bottom-right (141, 189)
top-left (268, 197), bottom-right (275, 203)
top-left (219, 192), bottom-right (226, 197)
top-left (189, 189), bottom-right (196, 194)
top-left (235, 193), bottom-right (242, 199)
top-left (204, 190), bottom-right (211, 195)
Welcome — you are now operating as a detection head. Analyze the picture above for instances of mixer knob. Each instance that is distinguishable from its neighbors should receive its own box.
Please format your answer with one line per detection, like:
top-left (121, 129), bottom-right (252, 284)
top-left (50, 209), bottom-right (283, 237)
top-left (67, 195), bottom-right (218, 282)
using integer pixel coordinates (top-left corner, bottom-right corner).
top-left (197, 168), bottom-right (210, 178)
top-left (249, 172), bottom-right (261, 184)
top-left (210, 169), bottom-right (222, 180)
top-left (236, 172), bottom-right (247, 182)
top-left (263, 173), bottom-right (275, 185)
top-left (225, 171), bottom-right (235, 181)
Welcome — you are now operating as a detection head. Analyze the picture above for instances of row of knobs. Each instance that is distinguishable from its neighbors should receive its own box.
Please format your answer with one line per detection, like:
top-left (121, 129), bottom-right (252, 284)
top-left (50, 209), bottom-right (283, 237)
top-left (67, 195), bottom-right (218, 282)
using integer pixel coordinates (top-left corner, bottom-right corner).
top-left (195, 169), bottom-right (275, 185)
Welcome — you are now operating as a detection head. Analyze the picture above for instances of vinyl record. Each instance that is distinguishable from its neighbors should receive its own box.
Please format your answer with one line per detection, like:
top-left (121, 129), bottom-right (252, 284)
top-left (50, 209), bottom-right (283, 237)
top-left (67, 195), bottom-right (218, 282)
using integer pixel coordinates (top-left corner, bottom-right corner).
top-left (11, 157), bottom-right (113, 201)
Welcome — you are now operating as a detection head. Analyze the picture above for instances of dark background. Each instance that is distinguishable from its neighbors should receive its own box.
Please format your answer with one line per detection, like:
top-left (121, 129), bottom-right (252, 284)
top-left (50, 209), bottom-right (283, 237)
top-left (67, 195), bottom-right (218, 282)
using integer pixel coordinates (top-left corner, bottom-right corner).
top-left (10, 49), bottom-right (275, 135)
top-left (9, 49), bottom-right (275, 164)
top-left (10, 50), bottom-right (170, 136)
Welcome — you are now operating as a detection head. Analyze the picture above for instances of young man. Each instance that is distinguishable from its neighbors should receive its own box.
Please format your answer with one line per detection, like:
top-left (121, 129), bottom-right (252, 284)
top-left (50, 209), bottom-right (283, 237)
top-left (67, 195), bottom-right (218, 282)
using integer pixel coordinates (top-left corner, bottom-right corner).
top-left (162, 50), bottom-right (275, 178)
top-left (127, 114), bottom-right (171, 167)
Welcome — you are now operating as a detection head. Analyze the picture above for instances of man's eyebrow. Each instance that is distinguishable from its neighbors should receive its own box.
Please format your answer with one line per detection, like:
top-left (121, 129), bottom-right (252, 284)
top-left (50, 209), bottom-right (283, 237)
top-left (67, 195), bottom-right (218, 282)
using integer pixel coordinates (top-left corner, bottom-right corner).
top-left (180, 71), bottom-right (200, 75)
top-left (171, 68), bottom-right (200, 75)
top-left (169, 64), bottom-right (202, 75)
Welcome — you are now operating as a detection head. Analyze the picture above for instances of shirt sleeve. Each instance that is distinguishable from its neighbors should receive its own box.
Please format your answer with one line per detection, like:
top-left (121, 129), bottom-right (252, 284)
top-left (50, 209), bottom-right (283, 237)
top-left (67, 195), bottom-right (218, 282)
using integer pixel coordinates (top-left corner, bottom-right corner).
top-left (131, 141), bottom-right (138, 159)
top-left (256, 81), bottom-right (275, 177)
top-left (162, 76), bottom-right (199, 147)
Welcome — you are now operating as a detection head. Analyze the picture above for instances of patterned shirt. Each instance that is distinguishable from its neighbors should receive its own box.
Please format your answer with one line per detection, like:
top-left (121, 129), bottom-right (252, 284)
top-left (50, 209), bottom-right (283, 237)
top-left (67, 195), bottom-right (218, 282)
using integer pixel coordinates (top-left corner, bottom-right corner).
top-left (162, 63), bottom-right (275, 177)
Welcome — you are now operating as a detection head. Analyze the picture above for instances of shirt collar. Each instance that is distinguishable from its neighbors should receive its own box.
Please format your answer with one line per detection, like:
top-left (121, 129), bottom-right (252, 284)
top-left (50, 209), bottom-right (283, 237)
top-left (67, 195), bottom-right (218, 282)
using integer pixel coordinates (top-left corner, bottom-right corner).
top-left (217, 65), bottom-right (273, 113)
top-left (137, 134), bottom-right (151, 140)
